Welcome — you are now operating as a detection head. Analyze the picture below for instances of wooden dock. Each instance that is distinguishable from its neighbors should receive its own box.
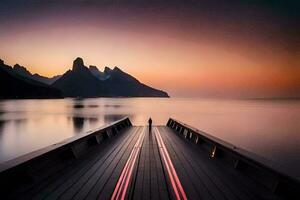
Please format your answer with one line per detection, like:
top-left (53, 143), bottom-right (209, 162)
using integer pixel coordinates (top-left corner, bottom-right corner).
top-left (0, 117), bottom-right (299, 199)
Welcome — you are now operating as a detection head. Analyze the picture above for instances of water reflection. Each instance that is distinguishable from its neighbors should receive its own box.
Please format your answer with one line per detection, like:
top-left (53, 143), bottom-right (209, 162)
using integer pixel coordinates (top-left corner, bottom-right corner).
top-left (0, 120), bottom-right (4, 134)
top-left (70, 116), bottom-right (100, 133)
top-left (72, 99), bottom-right (85, 109)
top-left (88, 105), bottom-right (99, 108)
top-left (104, 104), bottom-right (121, 108)
top-left (88, 117), bottom-right (99, 124)
top-left (13, 118), bottom-right (27, 125)
top-left (72, 117), bottom-right (84, 132)
top-left (73, 104), bottom-right (85, 109)
top-left (105, 114), bottom-right (127, 122)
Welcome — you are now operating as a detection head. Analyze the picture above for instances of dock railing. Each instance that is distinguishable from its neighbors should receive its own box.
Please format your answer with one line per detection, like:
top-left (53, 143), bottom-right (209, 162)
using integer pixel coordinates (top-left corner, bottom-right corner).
top-left (0, 117), bottom-right (132, 191)
top-left (167, 118), bottom-right (300, 199)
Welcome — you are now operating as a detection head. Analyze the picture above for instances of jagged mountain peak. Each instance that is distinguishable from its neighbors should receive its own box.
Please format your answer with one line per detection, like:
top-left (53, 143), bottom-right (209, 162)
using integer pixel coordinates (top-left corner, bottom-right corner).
top-left (0, 60), bottom-right (62, 99)
top-left (104, 66), bottom-right (112, 74)
top-left (13, 64), bottom-right (32, 77)
top-left (0, 61), bottom-right (61, 85)
top-left (52, 58), bottom-right (107, 97)
top-left (89, 65), bottom-right (108, 81)
top-left (14, 64), bottom-right (27, 70)
top-left (89, 65), bottom-right (99, 71)
top-left (72, 57), bottom-right (86, 71)
top-left (104, 66), bottom-right (123, 75)
top-left (113, 66), bottom-right (121, 71)
top-left (112, 66), bottom-right (125, 74)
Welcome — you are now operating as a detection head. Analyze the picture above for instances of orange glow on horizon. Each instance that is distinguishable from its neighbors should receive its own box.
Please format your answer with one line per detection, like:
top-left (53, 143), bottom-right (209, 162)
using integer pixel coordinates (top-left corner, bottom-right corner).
top-left (0, 4), bottom-right (299, 98)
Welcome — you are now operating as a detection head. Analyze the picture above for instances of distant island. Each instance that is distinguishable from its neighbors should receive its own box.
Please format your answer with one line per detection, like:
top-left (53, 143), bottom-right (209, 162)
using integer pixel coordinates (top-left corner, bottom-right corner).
top-left (0, 58), bottom-right (169, 99)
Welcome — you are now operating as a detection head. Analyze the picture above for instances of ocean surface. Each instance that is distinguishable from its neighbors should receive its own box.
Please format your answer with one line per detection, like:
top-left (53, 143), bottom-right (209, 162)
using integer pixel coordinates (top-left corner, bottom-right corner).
top-left (0, 98), bottom-right (299, 180)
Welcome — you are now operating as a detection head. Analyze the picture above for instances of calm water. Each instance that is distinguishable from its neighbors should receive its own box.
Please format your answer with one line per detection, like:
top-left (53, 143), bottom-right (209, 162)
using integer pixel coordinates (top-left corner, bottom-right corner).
top-left (0, 98), bottom-right (299, 179)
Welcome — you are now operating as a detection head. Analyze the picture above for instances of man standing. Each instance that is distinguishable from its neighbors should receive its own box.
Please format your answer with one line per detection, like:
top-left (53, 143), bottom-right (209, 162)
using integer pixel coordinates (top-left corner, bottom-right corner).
top-left (148, 117), bottom-right (152, 131)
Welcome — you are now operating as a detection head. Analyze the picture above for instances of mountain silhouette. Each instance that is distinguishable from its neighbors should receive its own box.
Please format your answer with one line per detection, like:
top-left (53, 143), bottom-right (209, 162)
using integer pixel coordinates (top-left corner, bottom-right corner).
top-left (89, 65), bottom-right (108, 80)
top-left (103, 66), bottom-right (169, 97)
top-left (52, 58), bottom-right (169, 97)
top-left (32, 74), bottom-right (61, 85)
top-left (13, 64), bottom-right (32, 77)
top-left (51, 58), bottom-right (108, 97)
top-left (0, 57), bottom-right (169, 98)
top-left (0, 59), bottom-right (62, 99)
top-left (12, 63), bottom-right (61, 84)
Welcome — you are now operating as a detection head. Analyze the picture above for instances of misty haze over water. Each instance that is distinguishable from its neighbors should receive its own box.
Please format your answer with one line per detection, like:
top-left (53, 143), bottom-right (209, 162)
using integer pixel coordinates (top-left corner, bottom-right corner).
top-left (0, 98), bottom-right (299, 180)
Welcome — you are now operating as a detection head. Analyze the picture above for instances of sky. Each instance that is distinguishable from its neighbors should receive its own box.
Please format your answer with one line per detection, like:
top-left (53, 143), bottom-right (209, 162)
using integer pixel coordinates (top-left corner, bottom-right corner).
top-left (0, 0), bottom-right (299, 98)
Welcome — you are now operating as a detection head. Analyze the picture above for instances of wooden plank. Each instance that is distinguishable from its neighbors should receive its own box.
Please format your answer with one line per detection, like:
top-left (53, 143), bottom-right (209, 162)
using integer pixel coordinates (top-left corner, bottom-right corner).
top-left (171, 124), bottom-right (279, 200)
top-left (148, 129), bottom-right (161, 200)
top-left (162, 126), bottom-right (255, 200)
top-left (156, 127), bottom-right (212, 200)
top-left (142, 128), bottom-right (151, 200)
top-left (48, 126), bottom-right (141, 200)
top-left (160, 126), bottom-right (240, 200)
top-left (208, 152), bottom-right (281, 200)
top-left (168, 118), bottom-right (300, 199)
top-left (78, 127), bottom-right (143, 200)
top-left (131, 128), bottom-right (147, 200)
top-left (32, 127), bottom-right (139, 200)
top-left (161, 126), bottom-right (281, 200)
top-left (8, 159), bottom-right (73, 199)
top-left (149, 128), bottom-right (171, 200)
top-left (131, 127), bottom-right (171, 200)
top-left (99, 127), bottom-right (146, 200)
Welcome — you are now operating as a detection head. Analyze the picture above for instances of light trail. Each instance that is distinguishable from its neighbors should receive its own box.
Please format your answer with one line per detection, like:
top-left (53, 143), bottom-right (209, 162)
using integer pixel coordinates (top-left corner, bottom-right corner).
top-left (154, 127), bottom-right (187, 200)
top-left (111, 128), bottom-right (145, 200)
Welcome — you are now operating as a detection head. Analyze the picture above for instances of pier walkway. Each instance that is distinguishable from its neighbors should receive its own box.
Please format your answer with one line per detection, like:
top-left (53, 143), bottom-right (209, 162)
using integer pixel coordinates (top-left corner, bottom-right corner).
top-left (0, 118), bottom-right (299, 199)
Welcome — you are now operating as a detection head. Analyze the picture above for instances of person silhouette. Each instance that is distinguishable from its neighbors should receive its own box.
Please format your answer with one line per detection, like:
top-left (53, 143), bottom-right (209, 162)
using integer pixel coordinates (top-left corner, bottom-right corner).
top-left (148, 117), bottom-right (152, 131)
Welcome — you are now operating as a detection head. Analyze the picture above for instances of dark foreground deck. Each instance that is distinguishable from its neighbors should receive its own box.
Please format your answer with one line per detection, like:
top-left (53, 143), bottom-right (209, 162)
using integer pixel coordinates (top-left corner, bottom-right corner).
top-left (0, 118), bottom-right (299, 200)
